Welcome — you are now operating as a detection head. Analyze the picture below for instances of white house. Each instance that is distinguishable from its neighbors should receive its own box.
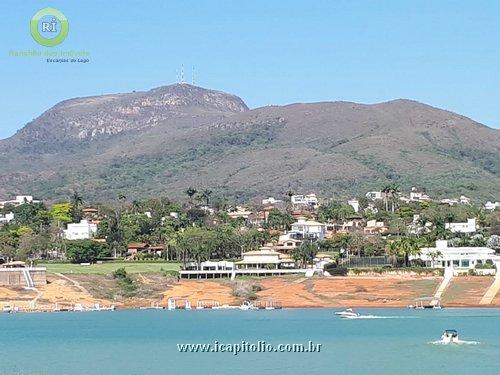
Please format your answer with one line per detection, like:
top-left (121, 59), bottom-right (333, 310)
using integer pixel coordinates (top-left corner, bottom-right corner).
top-left (408, 187), bottom-right (431, 202)
top-left (445, 218), bottom-right (477, 234)
top-left (347, 199), bottom-right (359, 213)
top-left (412, 240), bottom-right (497, 270)
top-left (0, 195), bottom-right (39, 208)
top-left (262, 197), bottom-right (281, 205)
top-left (227, 206), bottom-right (252, 219)
top-left (459, 195), bottom-right (471, 205)
top-left (0, 212), bottom-right (14, 225)
top-left (365, 191), bottom-right (385, 201)
top-left (484, 201), bottom-right (500, 211)
top-left (63, 219), bottom-right (98, 240)
top-left (291, 194), bottom-right (318, 208)
top-left (364, 219), bottom-right (388, 235)
top-left (289, 217), bottom-right (326, 240)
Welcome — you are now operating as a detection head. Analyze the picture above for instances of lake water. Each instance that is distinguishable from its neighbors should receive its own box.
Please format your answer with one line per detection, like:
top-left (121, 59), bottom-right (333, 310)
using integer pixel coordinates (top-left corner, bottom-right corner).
top-left (1, 308), bottom-right (499, 374)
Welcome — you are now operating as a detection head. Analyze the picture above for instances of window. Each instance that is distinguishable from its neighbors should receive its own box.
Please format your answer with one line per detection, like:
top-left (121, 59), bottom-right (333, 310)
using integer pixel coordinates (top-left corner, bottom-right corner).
top-left (461, 260), bottom-right (470, 268)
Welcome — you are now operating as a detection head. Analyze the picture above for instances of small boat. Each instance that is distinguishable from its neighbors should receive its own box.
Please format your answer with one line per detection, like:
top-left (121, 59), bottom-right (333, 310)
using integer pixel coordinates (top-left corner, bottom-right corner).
top-left (2, 305), bottom-right (12, 313)
top-left (239, 301), bottom-right (258, 310)
top-left (335, 308), bottom-right (360, 318)
top-left (139, 303), bottom-right (164, 310)
top-left (441, 329), bottom-right (459, 344)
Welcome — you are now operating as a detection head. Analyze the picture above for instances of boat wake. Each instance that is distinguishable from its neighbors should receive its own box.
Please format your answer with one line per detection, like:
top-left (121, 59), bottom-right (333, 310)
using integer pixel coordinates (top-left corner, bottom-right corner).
top-left (343, 315), bottom-right (416, 319)
top-left (429, 340), bottom-right (480, 345)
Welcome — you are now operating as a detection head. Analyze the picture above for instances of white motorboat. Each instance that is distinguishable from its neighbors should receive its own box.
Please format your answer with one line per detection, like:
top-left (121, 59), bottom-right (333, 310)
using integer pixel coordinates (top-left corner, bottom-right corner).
top-left (2, 305), bottom-right (12, 313)
top-left (441, 330), bottom-right (459, 344)
top-left (239, 301), bottom-right (258, 310)
top-left (335, 308), bottom-right (360, 318)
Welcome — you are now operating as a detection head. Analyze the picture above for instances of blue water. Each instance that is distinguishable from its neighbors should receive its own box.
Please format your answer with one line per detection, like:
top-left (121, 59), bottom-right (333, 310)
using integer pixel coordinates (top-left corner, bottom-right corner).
top-left (1, 308), bottom-right (499, 374)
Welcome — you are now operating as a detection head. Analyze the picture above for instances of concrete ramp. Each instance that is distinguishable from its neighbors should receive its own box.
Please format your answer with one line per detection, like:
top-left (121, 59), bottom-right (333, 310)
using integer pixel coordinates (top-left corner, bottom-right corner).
top-left (434, 267), bottom-right (453, 299)
top-left (479, 269), bottom-right (500, 305)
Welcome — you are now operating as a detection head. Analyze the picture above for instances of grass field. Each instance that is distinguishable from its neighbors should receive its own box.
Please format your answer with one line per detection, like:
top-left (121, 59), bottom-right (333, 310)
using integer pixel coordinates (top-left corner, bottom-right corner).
top-left (38, 262), bottom-right (181, 275)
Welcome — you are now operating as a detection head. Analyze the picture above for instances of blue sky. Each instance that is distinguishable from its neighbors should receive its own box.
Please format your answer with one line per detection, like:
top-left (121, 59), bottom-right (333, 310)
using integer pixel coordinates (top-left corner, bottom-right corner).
top-left (1, 0), bottom-right (499, 138)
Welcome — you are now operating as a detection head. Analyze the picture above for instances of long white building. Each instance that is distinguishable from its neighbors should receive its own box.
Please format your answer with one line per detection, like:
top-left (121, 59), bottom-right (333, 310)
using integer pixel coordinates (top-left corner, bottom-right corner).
top-left (411, 240), bottom-right (497, 270)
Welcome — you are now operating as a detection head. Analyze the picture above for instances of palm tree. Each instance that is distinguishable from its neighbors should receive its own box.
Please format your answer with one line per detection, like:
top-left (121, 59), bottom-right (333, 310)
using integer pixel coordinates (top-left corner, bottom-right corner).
top-left (71, 192), bottom-right (83, 209)
top-left (389, 184), bottom-right (401, 213)
top-left (185, 187), bottom-right (197, 205)
top-left (200, 189), bottom-right (213, 205)
top-left (382, 185), bottom-right (391, 211)
top-left (70, 191), bottom-right (84, 222)
top-left (292, 241), bottom-right (318, 267)
top-left (131, 200), bottom-right (143, 214)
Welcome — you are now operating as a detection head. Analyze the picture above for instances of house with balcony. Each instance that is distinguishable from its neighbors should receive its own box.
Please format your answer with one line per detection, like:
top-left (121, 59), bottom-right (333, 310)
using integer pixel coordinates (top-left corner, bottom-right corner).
top-left (289, 217), bottom-right (326, 240)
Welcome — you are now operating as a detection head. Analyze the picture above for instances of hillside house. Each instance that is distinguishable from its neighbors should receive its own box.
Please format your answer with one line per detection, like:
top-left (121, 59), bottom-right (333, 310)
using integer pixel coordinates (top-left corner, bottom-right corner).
top-left (347, 199), bottom-right (359, 212)
top-left (63, 219), bottom-right (98, 240)
top-left (0, 195), bottom-right (39, 208)
top-left (364, 220), bottom-right (388, 235)
top-left (291, 194), bottom-right (318, 208)
top-left (484, 201), bottom-right (499, 211)
top-left (365, 191), bottom-right (385, 201)
top-left (289, 217), bottom-right (326, 240)
top-left (0, 212), bottom-right (14, 225)
top-left (445, 218), bottom-right (477, 234)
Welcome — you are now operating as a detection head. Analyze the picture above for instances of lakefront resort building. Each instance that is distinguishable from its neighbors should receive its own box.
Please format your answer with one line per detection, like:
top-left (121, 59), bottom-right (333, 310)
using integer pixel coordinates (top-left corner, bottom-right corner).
top-left (180, 246), bottom-right (305, 279)
top-left (411, 240), bottom-right (499, 271)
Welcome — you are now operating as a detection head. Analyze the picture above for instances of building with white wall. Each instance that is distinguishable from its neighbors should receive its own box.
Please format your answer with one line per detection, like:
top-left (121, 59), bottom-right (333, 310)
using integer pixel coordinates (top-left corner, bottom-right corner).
top-left (289, 217), bottom-right (326, 240)
top-left (347, 199), bottom-right (359, 212)
top-left (63, 220), bottom-right (98, 240)
top-left (365, 191), bottom-right (384, 201)
top-left (0, 212), bottom-right (14, 225)
top-left (412, 240), bottom-right (497, 270)
top-left (484, 201), bottom-right (499, 211)
top-left (445, 218), bottom-right (477, 234)
top-left (291, 194), bottom-right (318, 208)
top-left (262, 197), bottom-right (282, 205)
top-left (0, 195), bottom-right (39, 208)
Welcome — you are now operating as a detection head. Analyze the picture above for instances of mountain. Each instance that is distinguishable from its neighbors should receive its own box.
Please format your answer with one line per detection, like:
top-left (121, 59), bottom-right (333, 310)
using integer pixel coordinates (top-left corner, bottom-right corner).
top-left (0, 84), bottom-right (498, 202)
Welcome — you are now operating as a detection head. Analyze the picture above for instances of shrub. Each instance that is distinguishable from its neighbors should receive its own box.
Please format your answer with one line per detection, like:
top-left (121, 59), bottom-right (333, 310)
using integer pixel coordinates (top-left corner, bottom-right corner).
top-left (163, 270), bottom-right (179, 277)
top-left (328, 267), bottom-right (348, 276)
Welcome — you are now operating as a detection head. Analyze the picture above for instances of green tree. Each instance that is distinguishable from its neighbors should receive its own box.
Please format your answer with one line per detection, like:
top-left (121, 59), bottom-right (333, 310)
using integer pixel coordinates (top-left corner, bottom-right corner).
top-left (292, 241), bottom-right (318, 267)
top-left (70, 192), bottom-right (84, 222)
top-left (50, 203), bottom-right (73, 224)
top-left (65, 240), bottom-right (110, 263)
top-left (266, 209), bottom-right (294, 230)
top-left (185, 187), bottom-right (197, 205)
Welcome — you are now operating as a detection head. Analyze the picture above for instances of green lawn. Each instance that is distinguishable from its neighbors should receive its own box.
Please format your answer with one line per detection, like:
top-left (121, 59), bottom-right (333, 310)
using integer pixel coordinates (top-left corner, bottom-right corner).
top-left (38, 262), bottom-right (181, 275)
